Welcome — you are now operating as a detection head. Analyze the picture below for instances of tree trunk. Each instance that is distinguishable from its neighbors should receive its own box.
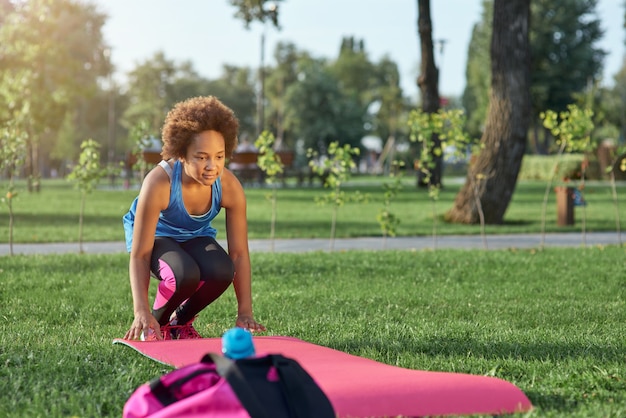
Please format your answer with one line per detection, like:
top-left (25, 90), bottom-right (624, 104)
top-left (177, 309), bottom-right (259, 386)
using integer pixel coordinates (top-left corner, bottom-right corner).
top-left (446, 0), bottom-right (530, 224)
top-left (416, 0), bottom-right (442, 188)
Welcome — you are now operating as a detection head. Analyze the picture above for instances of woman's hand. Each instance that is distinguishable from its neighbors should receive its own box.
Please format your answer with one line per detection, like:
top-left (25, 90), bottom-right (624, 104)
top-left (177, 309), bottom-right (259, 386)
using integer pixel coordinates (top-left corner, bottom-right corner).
top-left (236, 314), bottom-right (266, 332)
top-left (124, 310), bottom-right (162, 340)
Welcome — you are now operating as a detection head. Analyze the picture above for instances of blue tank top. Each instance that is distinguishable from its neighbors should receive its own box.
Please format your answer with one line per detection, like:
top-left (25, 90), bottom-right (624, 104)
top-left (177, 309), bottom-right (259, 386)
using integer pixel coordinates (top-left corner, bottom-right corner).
top-left (122, 160), bottom-right (222, 252)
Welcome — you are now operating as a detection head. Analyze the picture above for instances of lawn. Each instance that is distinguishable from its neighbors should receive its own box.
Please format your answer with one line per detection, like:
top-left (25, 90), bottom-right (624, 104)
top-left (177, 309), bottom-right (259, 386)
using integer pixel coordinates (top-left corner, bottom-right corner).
top-left (0, 177), bottom-right (624, 243)
top-left (1, 247), bottom-right (624, 417)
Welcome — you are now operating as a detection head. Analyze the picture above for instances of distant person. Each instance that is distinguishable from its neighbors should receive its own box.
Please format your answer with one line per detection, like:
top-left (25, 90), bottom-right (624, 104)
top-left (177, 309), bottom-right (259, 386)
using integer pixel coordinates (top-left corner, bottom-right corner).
top-left (122, 96), bottom-right (266, 341)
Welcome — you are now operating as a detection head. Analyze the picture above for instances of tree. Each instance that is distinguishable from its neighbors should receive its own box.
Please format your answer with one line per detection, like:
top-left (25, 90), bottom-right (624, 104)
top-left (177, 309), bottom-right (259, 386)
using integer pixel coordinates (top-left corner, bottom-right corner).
top-left (377, 160), bottom-right (404, 247)
top-left (0, 0), bottom-right (13, 19)
top-left (122, 52), bottom-right (178, 135)
top-left (229, 1), bottom-right (407, 161)
top-left (612, 63), bottom-right (626, 143)
top-left (308, 142), bottom-right (361, 252)
top-left (462, 0), bottom-right (606, 154)
top-left (67, 139), bottom-right (108, 253)
top-left (416, 0), bottom-right (443, 187)
top-left (204, 65), bottom-right (257, 138)
top-left (0, 0), bottom-right (110, 185)
top-left (530, 0), bottom-right (605, 153)
top-left (0, 114), bottom-right (28, 257)
top-left (370, 57), bottom-right (408, 146)
top-left (462, 0), bottom-right (492, 140)
top-left (254, 131), bottom-right (284, 251)
top-left (446, 0), bottom-right (531, 224)
top-left (228, 0), bottom-right (282, 28)
top-left (282, 58), bottom-right (364, 152)
top-left (539, 105), bottom-right (594, 246)
top-left (264, 42), bottom-right (310, 148)
top-left (330, 36), bottom-right (376, 108)
top-left (229, 0), bottom-right (281, 137)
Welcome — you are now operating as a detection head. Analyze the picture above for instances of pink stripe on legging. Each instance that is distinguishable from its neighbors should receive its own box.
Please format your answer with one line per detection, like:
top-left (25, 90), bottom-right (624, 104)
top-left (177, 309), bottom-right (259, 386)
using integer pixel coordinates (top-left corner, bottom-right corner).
top-left (152, 260), bottom-right (176, 311)
top-left (152, 259), bottom-right (204, 312)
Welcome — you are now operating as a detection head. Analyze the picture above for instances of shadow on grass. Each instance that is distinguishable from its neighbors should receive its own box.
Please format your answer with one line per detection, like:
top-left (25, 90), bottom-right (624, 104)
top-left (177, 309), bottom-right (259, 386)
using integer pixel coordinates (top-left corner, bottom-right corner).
top-left (336, 334), bottom-right (625, 367)
top-left (498, 219), bottom-right (534, 226)
top-left (522, 391), bottom-right (580, 415)
top-left (334, 335), bottom-right (623, 415)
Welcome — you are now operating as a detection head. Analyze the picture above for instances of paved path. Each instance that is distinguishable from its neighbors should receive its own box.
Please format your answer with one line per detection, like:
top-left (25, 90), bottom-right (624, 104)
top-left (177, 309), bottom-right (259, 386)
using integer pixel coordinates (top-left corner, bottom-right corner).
top-left (0, 232), bottom-right (622, 256)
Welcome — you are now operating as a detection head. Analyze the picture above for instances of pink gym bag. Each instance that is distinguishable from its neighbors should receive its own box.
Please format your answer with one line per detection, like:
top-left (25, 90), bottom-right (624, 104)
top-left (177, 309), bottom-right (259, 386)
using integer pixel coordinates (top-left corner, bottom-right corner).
top-left (123, 352), bottom-right (335, 418)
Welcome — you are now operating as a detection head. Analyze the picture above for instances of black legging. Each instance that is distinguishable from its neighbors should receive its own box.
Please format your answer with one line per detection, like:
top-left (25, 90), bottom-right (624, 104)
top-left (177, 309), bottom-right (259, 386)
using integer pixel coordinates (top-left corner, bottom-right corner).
top-left (150, 236), bottom-right (234, 326)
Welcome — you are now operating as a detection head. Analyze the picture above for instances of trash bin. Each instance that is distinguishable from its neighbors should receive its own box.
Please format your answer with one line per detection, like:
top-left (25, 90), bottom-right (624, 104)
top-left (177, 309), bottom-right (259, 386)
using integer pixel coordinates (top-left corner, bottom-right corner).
top-left (555, 186), bottom-right (574, 226)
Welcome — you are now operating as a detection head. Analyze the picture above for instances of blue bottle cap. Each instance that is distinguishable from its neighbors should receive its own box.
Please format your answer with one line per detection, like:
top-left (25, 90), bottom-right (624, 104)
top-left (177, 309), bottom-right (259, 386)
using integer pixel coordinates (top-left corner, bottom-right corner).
top-left (222, 327), bottom-right (255, 359)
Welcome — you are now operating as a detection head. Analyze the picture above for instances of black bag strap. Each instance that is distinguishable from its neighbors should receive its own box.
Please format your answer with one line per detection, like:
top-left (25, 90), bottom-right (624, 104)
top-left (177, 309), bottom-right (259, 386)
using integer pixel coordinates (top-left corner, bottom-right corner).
top-left (203, 353), bottom-right (335, 418)
top-left (203, 353), bottom-right (273, 418)
top-left (271, 354), bottom-right (335, 418)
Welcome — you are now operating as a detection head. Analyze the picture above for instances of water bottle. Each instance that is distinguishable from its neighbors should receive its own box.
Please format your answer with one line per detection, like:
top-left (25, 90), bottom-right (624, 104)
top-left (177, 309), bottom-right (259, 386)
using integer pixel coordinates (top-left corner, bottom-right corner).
top-left (221, 327), bottom-right (255, 359)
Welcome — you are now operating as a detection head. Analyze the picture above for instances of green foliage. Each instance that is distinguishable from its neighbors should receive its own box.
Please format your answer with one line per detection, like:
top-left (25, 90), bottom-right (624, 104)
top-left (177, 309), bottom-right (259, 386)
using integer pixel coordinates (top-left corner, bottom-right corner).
top-left (0, 121), bottom-right (28, 177)
top-left (67, 140), bottom-right (107, 194)
top-left (267, 39), bottom-right (408, 152)
top-left (530, 0), bottom-right (605, 114)
top-left (464, 0), bottom-right (607, 144)
top-left (264, 42), bottom-right (305, 145)
top-left (254, 131), bottom-right (284, 249)
top-left (205, 66), bottom-right (257, 137)
top-left (309, 142), bottom-right (361, 200)
top-left (283, 59), bottom-right (364, 152)
top-left (129, 120), bottom-right (156, 176)
top-left (67, 139), bottom-right (108, 252)
top-left (255, 131), bottom-right (284, 182)
top-left (408, 108), bottom-right (471, 198)
top-left (609, 60), bottom-right (626, 142)
top-left (0, 118), bottom-right (28, 255)
top-left (229, 0), bottom-right (282, 29)
top-left (308, 142), bottom-right (362, 250)
top-left (122, 52), bottom-right (174, 133)
top-left (376, 161), bottom-right (404, 239)
top-left (369, 57), bottom-right (408, 143)
top-left (539, 105), bottom-right (595, 245)
top-left (0, 0), bottom-right (111, 180)
top-left (462, 0), bottom-right (492, 139)
top-left (520, 154), bottom-right (602, 181)
top-left (540, 105), bottom-right (594, 154)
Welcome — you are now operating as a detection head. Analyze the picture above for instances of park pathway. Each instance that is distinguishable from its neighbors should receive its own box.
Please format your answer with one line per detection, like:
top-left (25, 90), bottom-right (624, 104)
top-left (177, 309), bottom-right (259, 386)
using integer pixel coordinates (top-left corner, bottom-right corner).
top-left (0, 232), bottom-right (622, 256)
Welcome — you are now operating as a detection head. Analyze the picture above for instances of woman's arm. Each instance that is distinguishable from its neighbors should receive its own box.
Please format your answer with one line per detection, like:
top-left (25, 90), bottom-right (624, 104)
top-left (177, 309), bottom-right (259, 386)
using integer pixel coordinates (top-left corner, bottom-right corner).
top-left (124, 166), bottom-right (170, 340)
top-left (221, 169), bottom-right (266, 331)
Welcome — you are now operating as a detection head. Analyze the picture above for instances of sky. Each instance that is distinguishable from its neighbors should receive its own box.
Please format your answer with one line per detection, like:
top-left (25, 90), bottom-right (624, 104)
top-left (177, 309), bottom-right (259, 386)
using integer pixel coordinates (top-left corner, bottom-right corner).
top-left (93, 0), bottom-right (625, 100)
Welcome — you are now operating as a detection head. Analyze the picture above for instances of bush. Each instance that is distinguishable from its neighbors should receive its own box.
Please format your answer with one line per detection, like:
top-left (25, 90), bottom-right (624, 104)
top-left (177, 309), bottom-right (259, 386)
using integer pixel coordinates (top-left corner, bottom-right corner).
top-left (519, 154), bottom-right (601, 181)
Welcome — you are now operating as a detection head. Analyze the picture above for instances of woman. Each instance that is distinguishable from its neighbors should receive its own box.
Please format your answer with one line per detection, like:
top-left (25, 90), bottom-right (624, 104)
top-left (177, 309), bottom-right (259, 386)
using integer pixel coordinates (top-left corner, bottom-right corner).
top-left (122, 96), bottom-right (266, 341)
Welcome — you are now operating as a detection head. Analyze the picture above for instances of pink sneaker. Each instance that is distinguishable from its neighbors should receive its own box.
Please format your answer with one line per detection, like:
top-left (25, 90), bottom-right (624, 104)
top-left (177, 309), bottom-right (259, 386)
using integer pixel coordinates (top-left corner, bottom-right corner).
top-left (175, 322), bottom-right (202, 339)
top-left (163, 314), bottom-right (202, 340)
top-left (159, 324), bottom-right (176, 340)
top-left (140, 327), bottom-right (172, 341)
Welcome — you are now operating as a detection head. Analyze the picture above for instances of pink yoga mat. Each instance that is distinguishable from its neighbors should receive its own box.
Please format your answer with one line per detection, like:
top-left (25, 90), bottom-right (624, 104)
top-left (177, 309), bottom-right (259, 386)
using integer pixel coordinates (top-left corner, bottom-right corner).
top-left (114, 335), bottom-right (532, 417)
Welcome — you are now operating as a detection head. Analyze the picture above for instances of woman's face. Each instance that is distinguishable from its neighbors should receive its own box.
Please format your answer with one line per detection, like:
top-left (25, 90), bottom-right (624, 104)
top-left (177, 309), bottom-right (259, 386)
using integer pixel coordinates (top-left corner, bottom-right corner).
top-left (182, 130), bottom-right (226, 186)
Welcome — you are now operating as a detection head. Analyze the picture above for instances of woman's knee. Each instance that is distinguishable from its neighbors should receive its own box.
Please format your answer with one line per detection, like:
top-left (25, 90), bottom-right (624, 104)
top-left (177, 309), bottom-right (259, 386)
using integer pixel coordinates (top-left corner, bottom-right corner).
top-left (184, 237), bottom-right (235, 283)
top-left (207, 259), bottom-right (235, 283)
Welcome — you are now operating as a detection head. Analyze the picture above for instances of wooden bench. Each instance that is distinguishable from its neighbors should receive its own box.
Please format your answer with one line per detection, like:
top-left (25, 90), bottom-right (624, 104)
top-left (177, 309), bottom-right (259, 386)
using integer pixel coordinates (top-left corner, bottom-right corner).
top-left (276, 151), bottom-right (298, 185)
top-left (228, 151), bottom-right (262, 184)
top-left (228, 150), bottom-right (299, 185)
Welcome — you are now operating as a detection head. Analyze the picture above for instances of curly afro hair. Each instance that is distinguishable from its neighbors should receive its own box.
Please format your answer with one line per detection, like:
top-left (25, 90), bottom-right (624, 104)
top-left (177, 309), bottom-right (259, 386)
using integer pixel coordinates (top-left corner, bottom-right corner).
top-left (160, 96), bottom-right (239, 160)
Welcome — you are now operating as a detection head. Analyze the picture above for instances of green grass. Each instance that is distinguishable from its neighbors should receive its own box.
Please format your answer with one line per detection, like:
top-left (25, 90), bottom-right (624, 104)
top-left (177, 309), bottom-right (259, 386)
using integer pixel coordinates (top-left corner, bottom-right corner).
top-left (1, 247), bottom-right (625, 417)
top-left (1, 177), bottom-right (625, 243)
